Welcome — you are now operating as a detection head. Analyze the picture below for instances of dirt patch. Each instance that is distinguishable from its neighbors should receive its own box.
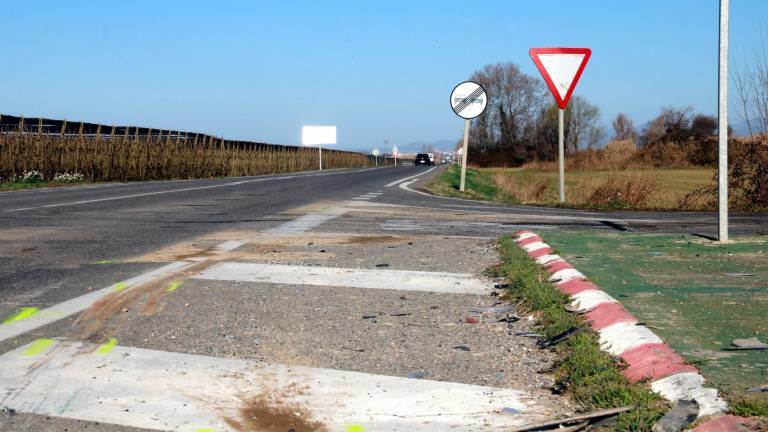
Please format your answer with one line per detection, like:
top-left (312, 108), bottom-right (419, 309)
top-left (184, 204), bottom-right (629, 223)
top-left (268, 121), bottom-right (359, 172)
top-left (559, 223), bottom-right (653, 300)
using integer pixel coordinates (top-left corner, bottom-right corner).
top-left (225, 384), bottom-right (328, 432)
top-left (71, 260), bottom-right (214, 341)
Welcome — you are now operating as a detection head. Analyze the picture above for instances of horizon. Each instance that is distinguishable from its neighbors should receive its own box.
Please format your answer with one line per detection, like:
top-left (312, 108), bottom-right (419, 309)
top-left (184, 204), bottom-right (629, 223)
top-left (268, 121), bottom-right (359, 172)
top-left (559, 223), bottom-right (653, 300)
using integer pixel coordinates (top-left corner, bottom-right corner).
top-left (2, 1), bottom-right (767, 151)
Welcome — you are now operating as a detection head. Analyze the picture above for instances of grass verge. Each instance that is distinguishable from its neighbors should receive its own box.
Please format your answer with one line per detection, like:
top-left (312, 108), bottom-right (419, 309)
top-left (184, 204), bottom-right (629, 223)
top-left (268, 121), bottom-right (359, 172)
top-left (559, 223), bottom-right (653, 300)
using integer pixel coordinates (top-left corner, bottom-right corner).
top-left (423, 165), bottom-right (512, 202)
top-left (490, 235), bottom-right (668, 431)
top-left (426, 165), bottom-right (715, 211)
top-left (0, 180), bottom-right (87, 192)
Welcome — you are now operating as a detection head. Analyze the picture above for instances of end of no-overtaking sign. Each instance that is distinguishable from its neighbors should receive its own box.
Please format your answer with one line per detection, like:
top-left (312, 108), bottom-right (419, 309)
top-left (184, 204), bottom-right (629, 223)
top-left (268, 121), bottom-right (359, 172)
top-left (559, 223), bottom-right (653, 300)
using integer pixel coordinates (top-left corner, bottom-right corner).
top-left (450, 81), bottom-right (488, 192)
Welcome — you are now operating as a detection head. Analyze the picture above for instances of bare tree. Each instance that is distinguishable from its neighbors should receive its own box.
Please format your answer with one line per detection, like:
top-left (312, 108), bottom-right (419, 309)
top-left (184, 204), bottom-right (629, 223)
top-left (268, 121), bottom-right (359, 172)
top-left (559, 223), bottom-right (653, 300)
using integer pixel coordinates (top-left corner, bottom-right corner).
top-left (641, 106), bottom-right (693, 146)
top-left (732, 23), bottom-right (768, 135)
top-left (612, 113), bottom-right (637, 142)
top-left (564, 96), bottom-right (602, 152)
top-left (468, 63), bottom-right (546, 155)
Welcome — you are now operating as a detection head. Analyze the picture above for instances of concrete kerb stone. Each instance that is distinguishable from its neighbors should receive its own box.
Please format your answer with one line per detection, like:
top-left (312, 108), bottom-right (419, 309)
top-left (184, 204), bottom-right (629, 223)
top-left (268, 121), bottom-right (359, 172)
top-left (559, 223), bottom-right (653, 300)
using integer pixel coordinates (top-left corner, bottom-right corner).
top-left (511, 231), bottom-right (732, 422)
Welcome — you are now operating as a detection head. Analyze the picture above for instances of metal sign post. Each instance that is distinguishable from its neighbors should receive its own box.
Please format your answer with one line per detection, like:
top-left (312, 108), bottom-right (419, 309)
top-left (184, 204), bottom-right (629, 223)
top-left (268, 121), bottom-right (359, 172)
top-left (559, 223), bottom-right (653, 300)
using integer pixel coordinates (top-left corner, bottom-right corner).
top-left (302, 126), bottom-right (337, 171)
top-left (529, 48), bottom-right (592, 203)
top-left (460, 119), bottom-right (470, 191)
top-left (558, 108), bottom-right (565, 202)
top-left (450, 81), bottom-right (488, 192)
top-left (372, 148), bottom-right (380, 166)
top-left (718, 0), bottom-right (729, 242)
top-left (392, 146), bottom-right (399, 167)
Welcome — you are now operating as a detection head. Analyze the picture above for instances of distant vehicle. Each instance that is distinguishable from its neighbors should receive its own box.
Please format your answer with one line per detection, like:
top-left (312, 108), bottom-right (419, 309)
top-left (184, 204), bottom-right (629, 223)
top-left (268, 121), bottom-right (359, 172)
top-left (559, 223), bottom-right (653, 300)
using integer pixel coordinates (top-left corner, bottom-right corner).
top-left (415, 153), bottom-right (432, 166)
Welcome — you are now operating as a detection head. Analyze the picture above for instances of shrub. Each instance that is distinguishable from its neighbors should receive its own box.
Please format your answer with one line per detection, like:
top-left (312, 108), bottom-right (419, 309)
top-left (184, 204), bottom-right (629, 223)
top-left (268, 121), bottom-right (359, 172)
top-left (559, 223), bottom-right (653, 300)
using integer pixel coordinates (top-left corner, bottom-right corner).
top-left (680, 136), bottom-right (768, 211)
top-left (52, 172), bottom-right (85, 183)
top-left (19, 170), bottom-right (44, 183)
top-left (584, 173), bottom-right (658, 209)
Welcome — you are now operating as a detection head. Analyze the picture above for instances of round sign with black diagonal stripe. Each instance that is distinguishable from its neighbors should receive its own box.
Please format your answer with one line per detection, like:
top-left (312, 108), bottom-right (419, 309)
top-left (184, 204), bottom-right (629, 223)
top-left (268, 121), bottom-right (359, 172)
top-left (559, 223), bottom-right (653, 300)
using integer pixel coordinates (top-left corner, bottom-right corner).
top-left (450, 81), bottom-right (488, 119)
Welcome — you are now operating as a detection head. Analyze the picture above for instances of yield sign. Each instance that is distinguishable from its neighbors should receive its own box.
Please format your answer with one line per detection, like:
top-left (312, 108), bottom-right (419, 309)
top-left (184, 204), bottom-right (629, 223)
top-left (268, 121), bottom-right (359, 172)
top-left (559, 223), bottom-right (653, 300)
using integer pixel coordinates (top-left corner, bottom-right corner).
top-left (529, 48), bottom-right (591, 109)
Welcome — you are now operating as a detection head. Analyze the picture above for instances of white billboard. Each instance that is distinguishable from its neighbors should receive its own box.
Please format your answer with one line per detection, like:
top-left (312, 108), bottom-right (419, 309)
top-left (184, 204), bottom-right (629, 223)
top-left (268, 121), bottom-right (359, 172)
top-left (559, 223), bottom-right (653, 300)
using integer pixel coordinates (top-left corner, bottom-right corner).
top-left (302, 126), bottom-right (337, 146)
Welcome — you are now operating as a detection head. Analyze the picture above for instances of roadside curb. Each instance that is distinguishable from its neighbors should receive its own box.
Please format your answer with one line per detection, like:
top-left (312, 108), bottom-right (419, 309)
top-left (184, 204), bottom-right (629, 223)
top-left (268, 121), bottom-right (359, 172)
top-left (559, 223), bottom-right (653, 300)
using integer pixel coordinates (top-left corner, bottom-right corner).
top-left (511, 230), bottom-right (752, 430)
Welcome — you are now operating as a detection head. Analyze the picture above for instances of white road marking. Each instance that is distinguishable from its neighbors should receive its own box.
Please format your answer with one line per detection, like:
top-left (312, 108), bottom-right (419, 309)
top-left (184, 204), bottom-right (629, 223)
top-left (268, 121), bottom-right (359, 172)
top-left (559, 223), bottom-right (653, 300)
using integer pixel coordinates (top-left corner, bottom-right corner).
top-left (0, 261), bottom-right (193, 344)
top-left (194, 262), bottom-right (490, 294)
top-left (5, 167), bottom-right (383, 213)
top-left (384, 167), bottom-right (436, 187)
top-left (0, 340), bottom-right (539, 432)
top-left (650, 373), bottom-right (728, 416)
top-left (1, 205), bottom-right (352, 342)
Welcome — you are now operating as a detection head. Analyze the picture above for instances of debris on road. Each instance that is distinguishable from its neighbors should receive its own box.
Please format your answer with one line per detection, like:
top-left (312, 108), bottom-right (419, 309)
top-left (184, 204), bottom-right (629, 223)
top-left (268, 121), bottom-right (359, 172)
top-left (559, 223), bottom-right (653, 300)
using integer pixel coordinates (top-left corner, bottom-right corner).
top-left (464, 317), bottom-right (478, 324)
top-left (515, 331), bottom-right (543, 338)
top-left (452, 345), bottom-right (470, 351)
top-left (651, 400), bottom-right (698, 432)
top-left (375, 263), bottom-right (389, 267)
top-left (538, 327), bottom-right (582, 348)
top-left (723, 272), bottom-right (754, 277)
top-left (501, 407), bottom-right (521, 415)
top-left (470, 305), bottom-right (516, 314)
top-left (728, 337), bottom-right (768, 350)
top-left (407, 371), bottom-right (429, 379)
top-left (747, 385), bottom-right (768, 393)
top-left (509, 406), bottom-right (633, 432)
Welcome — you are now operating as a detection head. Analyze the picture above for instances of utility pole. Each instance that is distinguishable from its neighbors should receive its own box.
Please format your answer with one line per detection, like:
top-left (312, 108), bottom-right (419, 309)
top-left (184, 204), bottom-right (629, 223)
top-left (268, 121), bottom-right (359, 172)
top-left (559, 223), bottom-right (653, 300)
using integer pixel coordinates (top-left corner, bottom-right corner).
top-left (384, 139), bottom-right (389, 165)
top-left (718, 0), bottom-right (729, 242)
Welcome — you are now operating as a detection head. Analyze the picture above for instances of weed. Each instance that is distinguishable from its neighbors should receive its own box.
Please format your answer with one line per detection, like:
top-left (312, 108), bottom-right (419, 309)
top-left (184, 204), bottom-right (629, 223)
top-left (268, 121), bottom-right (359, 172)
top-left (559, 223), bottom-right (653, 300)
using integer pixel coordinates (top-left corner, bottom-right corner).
top-left (496, 235), bottom-right (667, 431)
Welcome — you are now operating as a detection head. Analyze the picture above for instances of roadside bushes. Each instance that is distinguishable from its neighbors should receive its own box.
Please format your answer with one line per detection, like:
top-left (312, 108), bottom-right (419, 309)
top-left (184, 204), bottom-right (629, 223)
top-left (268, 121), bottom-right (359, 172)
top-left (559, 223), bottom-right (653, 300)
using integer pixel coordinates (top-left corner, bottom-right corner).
top-left (681, 136), bottom-right (768, 211)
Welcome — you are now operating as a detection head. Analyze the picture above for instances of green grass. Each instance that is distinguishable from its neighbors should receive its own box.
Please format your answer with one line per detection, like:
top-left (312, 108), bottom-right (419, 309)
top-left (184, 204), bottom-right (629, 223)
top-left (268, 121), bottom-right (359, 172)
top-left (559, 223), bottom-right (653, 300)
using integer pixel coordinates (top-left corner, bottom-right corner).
top-left (493, 235), bottom-right (667, 431)
top-left (0, 180), bottom-right (85, 191)
top-left (424, 165), bottom-right (512, 202)
top-left (730, 398), bottom-right (768, 417)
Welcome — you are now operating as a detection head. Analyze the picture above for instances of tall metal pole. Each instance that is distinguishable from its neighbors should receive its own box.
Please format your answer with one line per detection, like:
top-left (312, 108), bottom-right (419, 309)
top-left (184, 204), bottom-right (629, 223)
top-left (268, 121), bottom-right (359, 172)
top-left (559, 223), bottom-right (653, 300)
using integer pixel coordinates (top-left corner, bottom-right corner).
top-left (459, 118), bottom-right (470, 191)
top-left (718, 0), bottom-right (729, 242)
top-left (558, 108), bottom-right (565, 203)
top-left (319, 146), bottom-right (323, 171)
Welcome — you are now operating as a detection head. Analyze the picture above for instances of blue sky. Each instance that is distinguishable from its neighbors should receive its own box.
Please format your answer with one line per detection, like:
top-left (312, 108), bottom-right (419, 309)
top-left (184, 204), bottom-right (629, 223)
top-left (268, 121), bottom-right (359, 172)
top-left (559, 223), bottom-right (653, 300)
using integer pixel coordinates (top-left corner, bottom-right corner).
top-left (1, 1), bottom-right (766, 150)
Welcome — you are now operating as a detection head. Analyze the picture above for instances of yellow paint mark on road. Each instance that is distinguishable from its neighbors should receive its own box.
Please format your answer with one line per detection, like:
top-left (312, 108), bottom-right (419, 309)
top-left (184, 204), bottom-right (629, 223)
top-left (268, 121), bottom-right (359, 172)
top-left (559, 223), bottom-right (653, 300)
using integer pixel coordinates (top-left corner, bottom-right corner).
top-left (23, 338), bottom-right (55, 356)
top-left (195, 429), bottom-right (216, 432)
top-left (113, 282), bottom-right (128, 292)
top-left (346, 425), bottom-right (365, 432)
top-left (95, 338), bottom-right (118, 354)
top-left (166, 281), bottom-right (183, 292)
top-left (3, 307), bottom-right (39, 324)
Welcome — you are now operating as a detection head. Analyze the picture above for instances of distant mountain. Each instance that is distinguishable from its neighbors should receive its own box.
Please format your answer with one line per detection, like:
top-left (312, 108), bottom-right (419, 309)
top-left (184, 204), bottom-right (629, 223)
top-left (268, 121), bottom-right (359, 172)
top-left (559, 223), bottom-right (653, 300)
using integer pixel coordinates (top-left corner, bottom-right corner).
top-left (346, 139), bottom-right (457, 155)
top-left (396, 139), bottom-right (457, 153)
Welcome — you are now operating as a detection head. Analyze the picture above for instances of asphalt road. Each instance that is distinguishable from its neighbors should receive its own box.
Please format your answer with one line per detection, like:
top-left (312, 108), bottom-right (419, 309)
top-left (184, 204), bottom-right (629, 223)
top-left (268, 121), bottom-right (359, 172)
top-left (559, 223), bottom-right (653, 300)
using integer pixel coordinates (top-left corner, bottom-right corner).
top-left (0, 165), bottom-right (766, 431)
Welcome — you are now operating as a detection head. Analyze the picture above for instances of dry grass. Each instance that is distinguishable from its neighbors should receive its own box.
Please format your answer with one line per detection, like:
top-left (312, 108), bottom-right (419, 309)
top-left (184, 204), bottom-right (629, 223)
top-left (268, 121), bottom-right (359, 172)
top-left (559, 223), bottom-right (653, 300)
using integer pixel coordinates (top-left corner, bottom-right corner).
top-left (492, 168), bottom-right (713, 210)
top-left (0, 129), bottom-right (370, 182)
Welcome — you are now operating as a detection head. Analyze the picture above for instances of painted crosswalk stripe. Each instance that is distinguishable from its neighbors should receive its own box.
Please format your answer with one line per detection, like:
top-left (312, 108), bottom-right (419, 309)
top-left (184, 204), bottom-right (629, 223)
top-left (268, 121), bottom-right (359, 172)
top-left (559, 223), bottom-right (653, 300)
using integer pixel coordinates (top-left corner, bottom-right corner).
top-left (0, 261), bottom-right (194, 344)
top-left (193, 262), bottom-right (491, 294)
top-left (0, 340), bottom-right (541, 431)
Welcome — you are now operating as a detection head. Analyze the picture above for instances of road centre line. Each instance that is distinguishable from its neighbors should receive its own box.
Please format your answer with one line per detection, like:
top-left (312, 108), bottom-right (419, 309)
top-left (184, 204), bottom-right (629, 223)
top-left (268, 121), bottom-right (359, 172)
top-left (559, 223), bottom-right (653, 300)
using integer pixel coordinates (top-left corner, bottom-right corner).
top-left (384, 166), bottom-right (437, 187)
top-left (0, 339), bottom-right (535, 432)
top-left (193, 262), bottom-right (490, 294)
top-left (4, 167), bottom-right (382, 213)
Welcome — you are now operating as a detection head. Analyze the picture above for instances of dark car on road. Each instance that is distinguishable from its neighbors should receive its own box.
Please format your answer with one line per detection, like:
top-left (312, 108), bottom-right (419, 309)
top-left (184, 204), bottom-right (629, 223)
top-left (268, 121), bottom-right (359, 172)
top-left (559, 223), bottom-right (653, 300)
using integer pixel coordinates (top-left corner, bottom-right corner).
top-left (415, 153), bottom-right (432, 166)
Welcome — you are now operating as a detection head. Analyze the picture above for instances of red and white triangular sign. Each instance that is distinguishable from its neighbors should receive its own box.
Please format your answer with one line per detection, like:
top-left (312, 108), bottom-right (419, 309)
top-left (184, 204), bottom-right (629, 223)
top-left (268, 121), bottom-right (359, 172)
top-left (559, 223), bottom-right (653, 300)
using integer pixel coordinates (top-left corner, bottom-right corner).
top-left (529, 48), bottom-right (591, 109)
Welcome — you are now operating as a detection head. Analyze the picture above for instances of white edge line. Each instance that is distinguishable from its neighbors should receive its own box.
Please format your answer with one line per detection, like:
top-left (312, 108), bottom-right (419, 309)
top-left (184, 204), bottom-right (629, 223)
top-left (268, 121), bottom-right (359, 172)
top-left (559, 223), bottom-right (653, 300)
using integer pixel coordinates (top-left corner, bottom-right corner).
top-left (384, 167), bottom-right (437, 187)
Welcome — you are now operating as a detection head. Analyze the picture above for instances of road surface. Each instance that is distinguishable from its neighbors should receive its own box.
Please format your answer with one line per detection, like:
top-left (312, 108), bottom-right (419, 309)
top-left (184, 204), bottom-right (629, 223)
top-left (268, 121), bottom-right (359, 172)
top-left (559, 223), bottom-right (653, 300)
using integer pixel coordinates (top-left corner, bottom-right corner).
top-left (0, 166), bottom-right (765, 431)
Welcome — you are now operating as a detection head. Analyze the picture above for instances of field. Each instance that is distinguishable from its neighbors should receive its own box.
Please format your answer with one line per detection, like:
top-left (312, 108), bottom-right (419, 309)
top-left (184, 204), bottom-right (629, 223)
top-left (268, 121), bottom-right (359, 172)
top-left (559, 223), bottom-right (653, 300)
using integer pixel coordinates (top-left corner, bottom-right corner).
top-left (0, 127), bottom-right (371, 186)
top-left (426, 165), bottom-right (716, 211)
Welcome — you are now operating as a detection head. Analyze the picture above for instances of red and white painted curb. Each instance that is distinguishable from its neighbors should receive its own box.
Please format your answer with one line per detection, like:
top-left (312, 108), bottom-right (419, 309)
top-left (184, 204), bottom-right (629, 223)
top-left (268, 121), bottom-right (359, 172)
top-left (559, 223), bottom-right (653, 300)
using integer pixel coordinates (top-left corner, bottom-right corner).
top-left (513, 230), bottom-right (753, 430)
